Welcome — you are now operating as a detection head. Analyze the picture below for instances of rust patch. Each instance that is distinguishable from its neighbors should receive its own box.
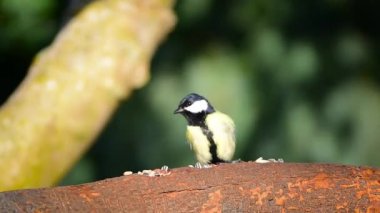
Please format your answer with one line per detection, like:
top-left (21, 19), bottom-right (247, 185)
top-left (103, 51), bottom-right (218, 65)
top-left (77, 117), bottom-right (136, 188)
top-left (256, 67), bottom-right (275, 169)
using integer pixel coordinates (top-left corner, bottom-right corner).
top-left (249, 186), bottom-right (272, 205)
top-left (356, 190), bottom-right (366, 199)
top-left (368, 180), bottom-right (380, 187)
top-left (201, 190), bottom-right (222, 213)
top-left (79, 193), bottom-right (93, 202)
top-left (356, 179), bottom-right (380, 203)
top-left (288, 173), bottom-right (334, 194)
top-left (368, 181), bottom-right (380, 203)
top-left (275, 189), bottom-right (283, 196)
top-left (369, 194), bottom-right (380, 203)
top-left (313, 173), bottom-right (333, 189)
top-left (275, 195), bottom-right (287, 206)
top-left (341, 183), bottom-right (360, 189)
top-left (336, 201), bottom-right (348, 210)
top-left (91, 192), bottom-right (100, 197)
top-left (287, 191), bottom-right (298, 199)
top-left (287, 181), bottom-right (305, 202)
top-left (287, 206), bottom-right (299, 210)
top-left (276, 187), bottom-right (303, 202)
top-left (166, 192), bottom-right (180, 199)
top-left (78, 191), bottom-right (100, 202)
top-left (288, 178), bottom-right (308, 192)
top-left (362, 169), bottom-right (374, 177)
top-left (367, 206), bottom-right (380, 212)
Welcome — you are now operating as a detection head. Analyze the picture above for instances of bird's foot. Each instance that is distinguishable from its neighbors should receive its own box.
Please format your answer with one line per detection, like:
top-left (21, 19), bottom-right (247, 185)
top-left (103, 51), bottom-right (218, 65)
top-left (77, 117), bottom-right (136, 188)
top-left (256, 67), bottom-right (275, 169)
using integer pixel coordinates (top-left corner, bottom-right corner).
top-left (160, 165), bottom-right (169, 172)
top-left (188, 162), bottom-right (214, 169)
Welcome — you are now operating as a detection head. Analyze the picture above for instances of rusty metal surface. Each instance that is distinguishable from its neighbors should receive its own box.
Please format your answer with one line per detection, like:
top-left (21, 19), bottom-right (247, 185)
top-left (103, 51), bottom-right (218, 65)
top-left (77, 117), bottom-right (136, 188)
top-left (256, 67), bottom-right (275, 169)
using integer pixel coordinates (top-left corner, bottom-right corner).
top-left (1, 162), bottom-right (379, 212)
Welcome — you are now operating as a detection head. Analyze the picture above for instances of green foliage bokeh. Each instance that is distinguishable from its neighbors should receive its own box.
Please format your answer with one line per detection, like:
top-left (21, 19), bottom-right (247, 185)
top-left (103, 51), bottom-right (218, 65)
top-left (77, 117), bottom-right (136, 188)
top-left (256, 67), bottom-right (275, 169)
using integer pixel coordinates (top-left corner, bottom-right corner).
top-left (1, 0), bottom-right (379, 186)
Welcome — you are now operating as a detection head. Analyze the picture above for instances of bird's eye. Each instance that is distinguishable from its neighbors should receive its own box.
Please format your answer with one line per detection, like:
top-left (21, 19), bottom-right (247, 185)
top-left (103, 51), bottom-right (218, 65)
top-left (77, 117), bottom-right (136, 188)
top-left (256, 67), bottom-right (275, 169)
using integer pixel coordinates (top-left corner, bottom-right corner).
top-left (184, 101), bottom-right (192, 107)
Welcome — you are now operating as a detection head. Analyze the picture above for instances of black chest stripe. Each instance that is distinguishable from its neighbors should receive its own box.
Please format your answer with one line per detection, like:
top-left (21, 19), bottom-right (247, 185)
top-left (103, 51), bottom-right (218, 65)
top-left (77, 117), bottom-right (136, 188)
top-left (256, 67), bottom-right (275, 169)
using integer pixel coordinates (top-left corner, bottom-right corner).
top-left (185, 111), bottom-right (224, 164)
top-left (201, 125), bottom-right (224, 164)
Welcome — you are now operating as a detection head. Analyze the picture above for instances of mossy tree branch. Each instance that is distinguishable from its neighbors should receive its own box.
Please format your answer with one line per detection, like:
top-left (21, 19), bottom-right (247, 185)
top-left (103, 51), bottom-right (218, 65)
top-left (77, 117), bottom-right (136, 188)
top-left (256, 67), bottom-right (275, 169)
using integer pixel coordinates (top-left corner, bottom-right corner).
top-left (0, 0), bottom-right (175, 191)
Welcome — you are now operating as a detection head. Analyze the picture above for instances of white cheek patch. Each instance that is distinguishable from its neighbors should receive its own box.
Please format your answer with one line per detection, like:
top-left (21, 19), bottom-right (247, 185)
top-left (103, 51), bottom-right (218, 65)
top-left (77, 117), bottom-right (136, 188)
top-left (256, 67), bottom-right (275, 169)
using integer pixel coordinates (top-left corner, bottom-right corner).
top-left (185, 100), bottom-right (208, 113)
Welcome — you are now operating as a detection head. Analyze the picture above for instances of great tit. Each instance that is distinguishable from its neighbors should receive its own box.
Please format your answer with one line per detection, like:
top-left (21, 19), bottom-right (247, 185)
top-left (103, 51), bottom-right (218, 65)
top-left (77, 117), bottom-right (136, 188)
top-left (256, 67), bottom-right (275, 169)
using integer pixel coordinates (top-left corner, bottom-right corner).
top-left (174, 93), bottom-right (236, 165)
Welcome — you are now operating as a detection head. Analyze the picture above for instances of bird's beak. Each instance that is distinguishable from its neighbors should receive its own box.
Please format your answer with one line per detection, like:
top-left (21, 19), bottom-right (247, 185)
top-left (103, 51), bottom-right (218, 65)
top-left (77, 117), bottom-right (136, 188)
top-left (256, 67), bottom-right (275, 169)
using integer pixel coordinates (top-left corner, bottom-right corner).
top-left (174, 107), bottom-right (184, 114)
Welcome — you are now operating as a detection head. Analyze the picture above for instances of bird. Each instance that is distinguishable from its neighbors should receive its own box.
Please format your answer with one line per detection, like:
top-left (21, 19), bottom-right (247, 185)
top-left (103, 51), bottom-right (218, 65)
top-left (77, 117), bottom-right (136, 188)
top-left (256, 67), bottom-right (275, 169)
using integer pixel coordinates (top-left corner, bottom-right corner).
top-left (174, 93), bottom-right (236, 166)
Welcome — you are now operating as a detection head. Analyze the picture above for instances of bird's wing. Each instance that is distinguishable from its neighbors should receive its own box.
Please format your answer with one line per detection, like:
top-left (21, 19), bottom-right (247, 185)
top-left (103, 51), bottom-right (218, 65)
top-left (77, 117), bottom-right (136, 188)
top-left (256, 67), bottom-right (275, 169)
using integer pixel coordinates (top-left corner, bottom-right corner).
top-left (206, 111), bottom-right (236, 161)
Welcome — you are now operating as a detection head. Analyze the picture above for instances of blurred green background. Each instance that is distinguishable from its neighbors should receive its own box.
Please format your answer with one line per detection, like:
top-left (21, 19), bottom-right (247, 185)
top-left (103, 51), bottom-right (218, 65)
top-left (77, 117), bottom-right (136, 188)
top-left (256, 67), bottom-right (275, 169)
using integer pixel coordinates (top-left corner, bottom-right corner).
top-left (1, 0), bottom-right (379, 186)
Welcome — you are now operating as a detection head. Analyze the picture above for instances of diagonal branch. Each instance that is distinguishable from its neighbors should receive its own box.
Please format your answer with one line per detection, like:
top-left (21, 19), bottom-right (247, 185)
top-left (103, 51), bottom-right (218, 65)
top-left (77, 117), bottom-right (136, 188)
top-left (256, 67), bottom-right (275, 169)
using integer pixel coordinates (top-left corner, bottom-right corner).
top-left (0, 0), bottom-right (176, 191)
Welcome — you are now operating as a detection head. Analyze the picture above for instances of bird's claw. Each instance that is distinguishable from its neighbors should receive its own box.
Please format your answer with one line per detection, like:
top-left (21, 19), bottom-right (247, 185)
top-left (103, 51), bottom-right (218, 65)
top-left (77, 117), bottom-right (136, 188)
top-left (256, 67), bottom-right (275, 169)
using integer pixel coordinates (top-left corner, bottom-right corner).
top-left (188, 162), bottom-right (213, 169)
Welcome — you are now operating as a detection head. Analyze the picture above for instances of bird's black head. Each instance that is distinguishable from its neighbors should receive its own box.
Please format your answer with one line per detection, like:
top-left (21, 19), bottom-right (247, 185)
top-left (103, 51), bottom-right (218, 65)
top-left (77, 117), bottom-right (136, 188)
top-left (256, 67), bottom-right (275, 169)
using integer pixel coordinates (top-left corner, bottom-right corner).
top-left (174, 93), bottom-right (215, 126)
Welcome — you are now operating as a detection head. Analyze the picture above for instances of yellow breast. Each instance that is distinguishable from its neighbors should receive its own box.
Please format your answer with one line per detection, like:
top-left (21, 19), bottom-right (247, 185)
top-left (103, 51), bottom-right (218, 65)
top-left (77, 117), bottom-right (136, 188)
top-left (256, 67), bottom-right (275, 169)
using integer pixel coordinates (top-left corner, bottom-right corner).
top-left (186, 126), bottom-right (212, 164)
top-left (186, 111), bottom-right (236, 163)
